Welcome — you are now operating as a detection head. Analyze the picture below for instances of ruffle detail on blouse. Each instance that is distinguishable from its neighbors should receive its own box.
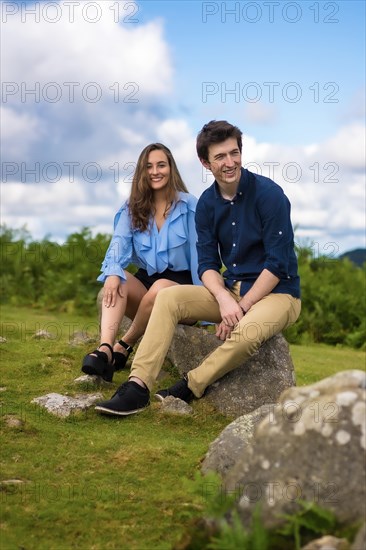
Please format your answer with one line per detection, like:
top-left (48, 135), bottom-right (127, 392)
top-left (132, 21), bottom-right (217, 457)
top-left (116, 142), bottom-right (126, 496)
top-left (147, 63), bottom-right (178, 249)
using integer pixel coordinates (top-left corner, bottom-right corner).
top-left (133, 193), bottom-right (195, 276)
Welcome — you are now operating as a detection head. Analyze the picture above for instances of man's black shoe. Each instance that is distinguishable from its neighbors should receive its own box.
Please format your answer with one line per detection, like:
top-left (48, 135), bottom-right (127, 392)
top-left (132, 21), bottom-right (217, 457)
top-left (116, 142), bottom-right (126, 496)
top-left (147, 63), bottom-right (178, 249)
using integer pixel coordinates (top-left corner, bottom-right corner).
top-left (155, 374), bottom-right (194, 403)
top-left (95, 381), bottom-right (150, 416)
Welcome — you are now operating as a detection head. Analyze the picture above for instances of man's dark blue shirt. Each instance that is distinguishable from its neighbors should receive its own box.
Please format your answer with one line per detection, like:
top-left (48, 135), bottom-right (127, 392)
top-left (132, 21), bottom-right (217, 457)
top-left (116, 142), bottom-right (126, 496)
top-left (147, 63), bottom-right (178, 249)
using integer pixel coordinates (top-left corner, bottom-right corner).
top-left (195, 168), bottom-right (300, 298)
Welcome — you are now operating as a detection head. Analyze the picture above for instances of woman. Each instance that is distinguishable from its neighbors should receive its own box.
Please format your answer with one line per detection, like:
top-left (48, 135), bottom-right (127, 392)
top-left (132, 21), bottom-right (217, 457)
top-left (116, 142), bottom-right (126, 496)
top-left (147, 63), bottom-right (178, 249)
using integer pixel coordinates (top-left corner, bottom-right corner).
top-left (82, 143), bottom-right (200, 381)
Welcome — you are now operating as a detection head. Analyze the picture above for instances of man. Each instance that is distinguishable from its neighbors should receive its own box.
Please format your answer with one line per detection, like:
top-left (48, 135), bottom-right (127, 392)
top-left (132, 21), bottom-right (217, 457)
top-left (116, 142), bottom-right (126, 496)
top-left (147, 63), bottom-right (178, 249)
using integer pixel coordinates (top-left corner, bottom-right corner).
top-left (95, 120), bottom-right (301, 416)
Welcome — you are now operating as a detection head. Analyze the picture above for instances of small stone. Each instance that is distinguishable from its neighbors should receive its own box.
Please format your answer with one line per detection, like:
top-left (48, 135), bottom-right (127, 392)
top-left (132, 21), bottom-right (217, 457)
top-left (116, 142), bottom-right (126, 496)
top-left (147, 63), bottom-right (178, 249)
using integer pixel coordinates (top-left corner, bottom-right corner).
top-left (4, 415), bottom-right (24, 428)
top-left (69, 331), bottom-right (96, 346)
top-left (74, 374), bottom-right (113, 388)
top-left (31, 392), bottom-right (103, 417)
top-left (0, 479), bottom-right (26, 491)
top-left (0, 337), bottom-right (7, 343)
top-left (32, 330), bottom-right (54, 339)
top-left (159, 396), bottom-right (193, 415)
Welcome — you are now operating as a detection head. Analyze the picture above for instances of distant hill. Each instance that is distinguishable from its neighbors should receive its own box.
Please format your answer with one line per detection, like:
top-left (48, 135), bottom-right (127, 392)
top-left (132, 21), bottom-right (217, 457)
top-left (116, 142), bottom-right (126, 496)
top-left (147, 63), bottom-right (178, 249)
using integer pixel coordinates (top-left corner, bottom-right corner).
top-left (339, 248), bottom-right (366, 267)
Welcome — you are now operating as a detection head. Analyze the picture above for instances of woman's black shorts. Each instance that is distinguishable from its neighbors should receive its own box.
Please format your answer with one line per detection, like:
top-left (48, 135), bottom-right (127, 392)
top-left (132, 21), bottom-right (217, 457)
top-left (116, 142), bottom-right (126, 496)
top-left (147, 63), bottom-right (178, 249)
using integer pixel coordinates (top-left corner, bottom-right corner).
top-left (134, 268), bottom-right (193, 290)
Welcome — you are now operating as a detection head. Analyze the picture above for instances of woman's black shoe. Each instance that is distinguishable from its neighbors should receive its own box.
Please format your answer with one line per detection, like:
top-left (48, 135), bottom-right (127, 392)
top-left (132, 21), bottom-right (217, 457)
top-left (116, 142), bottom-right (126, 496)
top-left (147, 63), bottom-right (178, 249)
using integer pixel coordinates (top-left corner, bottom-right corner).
top-left (113, 340), bottom-right (133, 371)
top-left (82, 342), bottom-right (114, 382)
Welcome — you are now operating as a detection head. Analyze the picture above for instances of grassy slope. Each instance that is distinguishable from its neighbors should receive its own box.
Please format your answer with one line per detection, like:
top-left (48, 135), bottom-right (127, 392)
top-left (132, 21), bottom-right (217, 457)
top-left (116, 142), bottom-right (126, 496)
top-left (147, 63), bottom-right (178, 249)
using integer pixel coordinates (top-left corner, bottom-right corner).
top-left (1, 306), bottom-right (365, 550)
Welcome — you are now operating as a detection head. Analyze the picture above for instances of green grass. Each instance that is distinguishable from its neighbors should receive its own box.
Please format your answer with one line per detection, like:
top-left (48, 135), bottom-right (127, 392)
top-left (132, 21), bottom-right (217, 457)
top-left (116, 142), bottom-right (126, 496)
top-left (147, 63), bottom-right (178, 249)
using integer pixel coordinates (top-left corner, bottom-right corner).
top-left (0, 305), bottom-right (365, 550)
top-left (290, 343), bottom-right (365, 385)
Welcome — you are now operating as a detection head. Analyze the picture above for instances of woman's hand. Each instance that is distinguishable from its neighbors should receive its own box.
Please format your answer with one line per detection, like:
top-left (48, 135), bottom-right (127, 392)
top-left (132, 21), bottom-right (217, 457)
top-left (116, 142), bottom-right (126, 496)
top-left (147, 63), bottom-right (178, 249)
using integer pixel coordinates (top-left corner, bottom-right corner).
top-left (103, 276), bottom-right (124, 307)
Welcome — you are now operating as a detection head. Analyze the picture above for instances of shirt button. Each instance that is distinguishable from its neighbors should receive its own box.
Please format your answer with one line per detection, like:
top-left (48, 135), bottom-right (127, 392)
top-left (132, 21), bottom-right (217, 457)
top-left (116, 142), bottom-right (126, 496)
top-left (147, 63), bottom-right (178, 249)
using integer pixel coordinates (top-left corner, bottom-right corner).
top-left (233, 263), bottom-right (237, 267)
top-left (233, 243), bottom-right (236, 247)
top-left (232, 222), bottom-right (235, 226)
top-left (239, 192), bottom-right (242, 195)
top-left (231, 201), bottom-right (234, 205)
top-left (279, 231), bottom-right (283, 235)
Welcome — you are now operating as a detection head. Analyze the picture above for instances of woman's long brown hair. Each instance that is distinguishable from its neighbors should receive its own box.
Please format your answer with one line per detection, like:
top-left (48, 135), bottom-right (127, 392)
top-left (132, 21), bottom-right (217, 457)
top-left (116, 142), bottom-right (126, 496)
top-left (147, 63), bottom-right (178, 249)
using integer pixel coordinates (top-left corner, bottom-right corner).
top-left (128, 143), bottom-right (188, 232)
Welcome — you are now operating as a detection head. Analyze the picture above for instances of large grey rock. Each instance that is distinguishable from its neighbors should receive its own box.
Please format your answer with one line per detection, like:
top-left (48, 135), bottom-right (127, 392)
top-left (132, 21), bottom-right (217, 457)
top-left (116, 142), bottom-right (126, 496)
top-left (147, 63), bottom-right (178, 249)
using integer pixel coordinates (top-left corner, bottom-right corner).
top-left (31, 392), bottom-right (103, 417)
top-left (352, 523), bottom-right (366, 550)
top-left (222, 370), bottom-right (366, 529)
top-left (97, 289), bottom-right (296, 417)
top-left (201, 404), bottom-right (275, 477)
top-left (168, 326), bottom-right (295, 417)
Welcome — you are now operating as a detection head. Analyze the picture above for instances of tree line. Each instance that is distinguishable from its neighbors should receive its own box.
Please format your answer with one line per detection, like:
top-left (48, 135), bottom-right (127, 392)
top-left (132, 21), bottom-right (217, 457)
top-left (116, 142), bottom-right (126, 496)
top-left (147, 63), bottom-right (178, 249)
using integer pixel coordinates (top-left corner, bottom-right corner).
top-left (1, 225), bottom-right (365, 349)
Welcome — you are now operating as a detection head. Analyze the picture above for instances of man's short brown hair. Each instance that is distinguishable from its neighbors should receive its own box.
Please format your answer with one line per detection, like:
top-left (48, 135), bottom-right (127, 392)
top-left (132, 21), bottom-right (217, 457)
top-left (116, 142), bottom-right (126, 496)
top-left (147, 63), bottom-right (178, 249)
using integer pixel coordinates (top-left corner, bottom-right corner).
top-left (196, 120), bottom-right (243, 162)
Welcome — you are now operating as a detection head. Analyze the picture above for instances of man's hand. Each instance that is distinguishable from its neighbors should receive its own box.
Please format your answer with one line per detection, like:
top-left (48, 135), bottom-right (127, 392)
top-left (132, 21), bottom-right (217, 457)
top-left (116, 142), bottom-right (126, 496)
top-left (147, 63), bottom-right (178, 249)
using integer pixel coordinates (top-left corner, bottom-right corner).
top-left (215, 321), bottom-right (233, 341)
top-left (216, 289), bottom-right (244, 327)
top-left (200, 270), bottom-right (245, 334)
top-left (103, 275), bottom-right (124, 307)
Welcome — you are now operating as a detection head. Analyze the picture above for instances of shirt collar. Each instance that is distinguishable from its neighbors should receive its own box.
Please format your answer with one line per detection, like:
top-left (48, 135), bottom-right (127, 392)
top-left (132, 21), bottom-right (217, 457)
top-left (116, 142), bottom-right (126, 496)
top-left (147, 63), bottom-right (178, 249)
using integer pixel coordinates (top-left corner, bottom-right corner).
top-left (213, 167), bottom-right (248, 199)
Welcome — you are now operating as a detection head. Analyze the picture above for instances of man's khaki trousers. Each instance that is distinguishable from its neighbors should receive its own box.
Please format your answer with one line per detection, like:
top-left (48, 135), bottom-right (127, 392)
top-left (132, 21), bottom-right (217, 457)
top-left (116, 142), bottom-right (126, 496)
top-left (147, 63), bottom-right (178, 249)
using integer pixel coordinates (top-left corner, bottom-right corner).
top-left (130, 284), bottom-right (301, 397)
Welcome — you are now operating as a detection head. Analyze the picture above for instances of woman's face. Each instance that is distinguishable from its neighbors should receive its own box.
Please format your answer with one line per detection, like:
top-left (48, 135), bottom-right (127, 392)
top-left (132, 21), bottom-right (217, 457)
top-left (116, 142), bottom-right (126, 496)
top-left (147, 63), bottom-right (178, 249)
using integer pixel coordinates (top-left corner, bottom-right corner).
top-left (146, 149), bottom-right (171, 191)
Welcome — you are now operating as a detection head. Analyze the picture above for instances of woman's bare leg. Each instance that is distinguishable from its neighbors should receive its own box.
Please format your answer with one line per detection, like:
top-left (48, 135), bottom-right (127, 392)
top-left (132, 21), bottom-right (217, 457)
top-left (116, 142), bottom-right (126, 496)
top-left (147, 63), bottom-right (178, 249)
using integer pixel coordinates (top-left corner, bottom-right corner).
top-left (95, 272), bottom-right (147, 360)
top-left (114, 279), bottom-right (179, 355)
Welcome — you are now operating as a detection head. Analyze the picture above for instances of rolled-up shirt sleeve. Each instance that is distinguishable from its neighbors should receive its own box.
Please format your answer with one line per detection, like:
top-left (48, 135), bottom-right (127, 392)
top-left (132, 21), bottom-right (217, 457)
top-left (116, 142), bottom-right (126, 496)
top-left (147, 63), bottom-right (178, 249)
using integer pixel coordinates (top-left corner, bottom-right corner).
top-left (259, 186), bottom-right (295, 279)
top-left (195, 196), bottom-right (222, 279)
top-left (97, 203), bottom-right (133, 283)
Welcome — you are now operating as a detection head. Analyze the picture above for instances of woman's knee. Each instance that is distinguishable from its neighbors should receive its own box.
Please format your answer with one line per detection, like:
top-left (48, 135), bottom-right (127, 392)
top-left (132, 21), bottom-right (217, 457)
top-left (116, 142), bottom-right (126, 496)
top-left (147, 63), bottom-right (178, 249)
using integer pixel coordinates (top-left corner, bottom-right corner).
top-left (152, 285), bottom-right (186, 312)
top-left (143, 280), bottom-right (176, 303)
top-left (138, 284), bottom-right (164, 309)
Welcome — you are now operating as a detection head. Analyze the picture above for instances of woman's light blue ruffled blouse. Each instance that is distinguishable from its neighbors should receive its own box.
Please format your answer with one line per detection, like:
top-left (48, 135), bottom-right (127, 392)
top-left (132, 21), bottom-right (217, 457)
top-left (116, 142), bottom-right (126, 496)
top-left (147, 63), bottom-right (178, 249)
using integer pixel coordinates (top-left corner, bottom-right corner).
top-left (97, 192), bottom-right (201, 286)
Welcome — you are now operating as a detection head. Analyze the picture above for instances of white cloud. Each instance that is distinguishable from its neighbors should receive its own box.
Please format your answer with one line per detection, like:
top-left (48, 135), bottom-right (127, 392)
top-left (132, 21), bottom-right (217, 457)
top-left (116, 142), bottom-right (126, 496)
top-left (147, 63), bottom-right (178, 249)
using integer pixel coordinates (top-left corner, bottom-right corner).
top-left (0, 106), bottom-right (45, 159)
top-left (155, 118), bottom-right (202, 190)
top-left (1, 178), bottom-right (114, 240)
top-left (1, 0), bottom-right (174, 169)
top-left (2, 2), bottom-right (172, 95)
top-left (319, 123), bottom-right (365, 169)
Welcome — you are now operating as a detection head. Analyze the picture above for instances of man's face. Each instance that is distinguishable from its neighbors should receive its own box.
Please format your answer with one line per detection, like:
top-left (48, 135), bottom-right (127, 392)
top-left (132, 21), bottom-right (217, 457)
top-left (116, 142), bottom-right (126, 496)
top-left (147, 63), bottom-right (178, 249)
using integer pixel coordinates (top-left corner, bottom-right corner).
top-left (202, 137), bottom-right (242, 188)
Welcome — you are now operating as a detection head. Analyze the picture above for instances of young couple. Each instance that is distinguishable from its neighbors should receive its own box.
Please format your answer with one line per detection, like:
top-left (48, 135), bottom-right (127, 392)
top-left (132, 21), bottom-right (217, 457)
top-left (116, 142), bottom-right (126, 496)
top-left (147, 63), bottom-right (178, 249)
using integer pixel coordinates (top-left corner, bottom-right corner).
top-left (82, 120), bottom-right (301, 416)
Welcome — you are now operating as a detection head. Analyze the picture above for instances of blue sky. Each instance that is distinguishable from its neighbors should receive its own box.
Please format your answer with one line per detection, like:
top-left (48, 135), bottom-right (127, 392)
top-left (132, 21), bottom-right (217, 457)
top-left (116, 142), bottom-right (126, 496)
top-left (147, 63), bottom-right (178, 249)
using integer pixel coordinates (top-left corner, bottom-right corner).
top-left (139, 1), bottom-right (364, 141)
top-left (1, 0), bottom-right (365, 255)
